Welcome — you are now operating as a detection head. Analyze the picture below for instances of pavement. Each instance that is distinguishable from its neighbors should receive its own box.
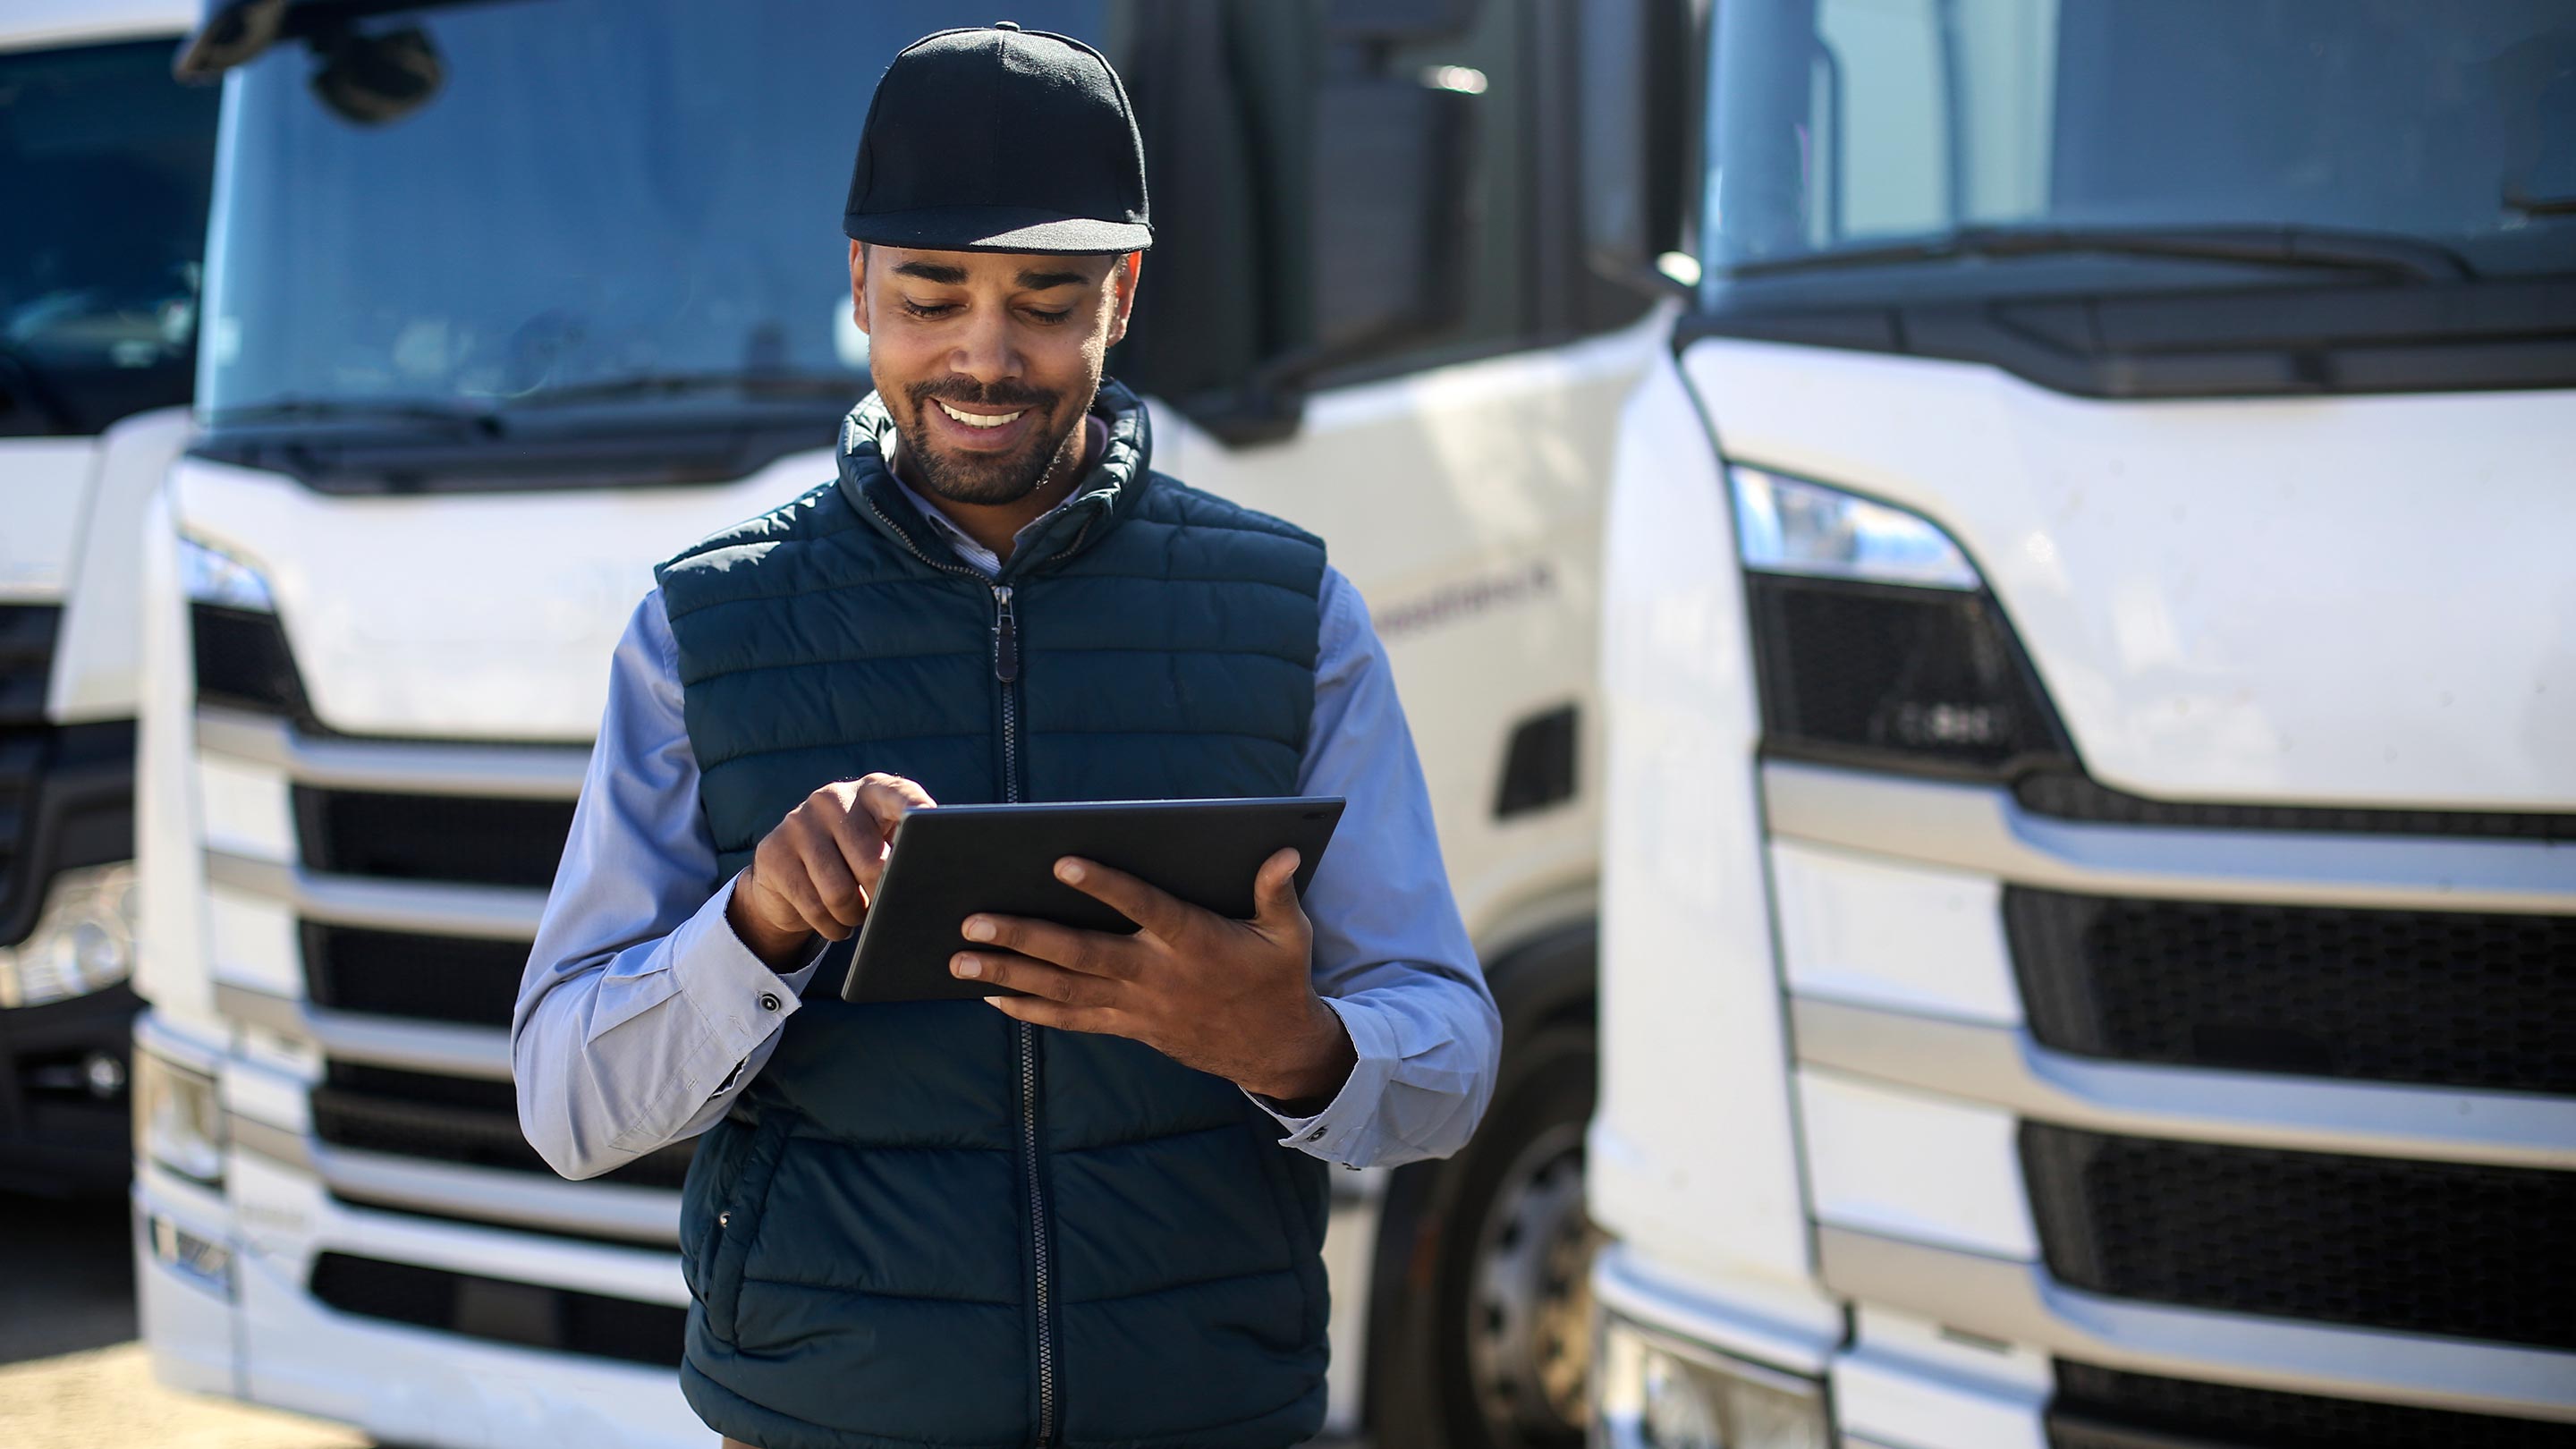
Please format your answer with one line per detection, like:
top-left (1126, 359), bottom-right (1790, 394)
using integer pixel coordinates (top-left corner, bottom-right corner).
top-left (0, 1189), bottom-right (373, 1449)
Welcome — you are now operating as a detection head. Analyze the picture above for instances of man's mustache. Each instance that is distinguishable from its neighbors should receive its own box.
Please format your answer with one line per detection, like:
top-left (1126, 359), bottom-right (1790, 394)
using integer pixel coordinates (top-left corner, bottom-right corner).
top-left (908, 380), bottom-right (1058, 412)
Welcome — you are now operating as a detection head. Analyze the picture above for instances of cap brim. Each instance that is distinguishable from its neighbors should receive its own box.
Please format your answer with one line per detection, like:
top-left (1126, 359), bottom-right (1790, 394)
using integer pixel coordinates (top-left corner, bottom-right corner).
top-left (844, 205), bottom-right (1151, 255)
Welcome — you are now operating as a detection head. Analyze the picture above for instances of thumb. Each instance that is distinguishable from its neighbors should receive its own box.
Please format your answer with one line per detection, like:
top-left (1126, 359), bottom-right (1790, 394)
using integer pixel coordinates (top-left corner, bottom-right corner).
top-left (1252, 848), bottom-right (1305, 931)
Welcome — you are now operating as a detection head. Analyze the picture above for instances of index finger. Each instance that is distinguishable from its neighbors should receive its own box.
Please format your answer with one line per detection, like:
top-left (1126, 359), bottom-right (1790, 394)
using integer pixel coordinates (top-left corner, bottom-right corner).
top-left (1053, 857), bottom-right (1195, 939)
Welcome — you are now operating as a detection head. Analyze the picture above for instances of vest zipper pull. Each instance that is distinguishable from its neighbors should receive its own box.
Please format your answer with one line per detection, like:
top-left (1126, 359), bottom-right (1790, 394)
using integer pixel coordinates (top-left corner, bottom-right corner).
top-left (991, 584), bottom-right (1019, 684)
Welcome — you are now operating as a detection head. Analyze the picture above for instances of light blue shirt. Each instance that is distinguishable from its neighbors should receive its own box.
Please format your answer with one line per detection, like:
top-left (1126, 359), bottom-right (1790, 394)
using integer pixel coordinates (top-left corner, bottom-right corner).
top-left (513, 487), bottom-right (1500, 1181)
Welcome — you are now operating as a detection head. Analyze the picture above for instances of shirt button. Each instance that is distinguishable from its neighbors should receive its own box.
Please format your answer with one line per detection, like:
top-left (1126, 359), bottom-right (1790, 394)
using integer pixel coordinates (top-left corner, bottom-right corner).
top-left (758, 992), bottom-right (782, 1012)
top-left (1305, 1127), bottom-right (1326, 1143)
top-left (717, 1210), bottom-right (731, 1229)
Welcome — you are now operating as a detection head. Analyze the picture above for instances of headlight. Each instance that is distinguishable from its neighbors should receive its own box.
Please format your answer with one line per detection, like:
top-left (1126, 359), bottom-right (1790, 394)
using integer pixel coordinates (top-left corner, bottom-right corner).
top-left (1728, 464), bottom-right (2070, 775)
top-left (179, 533), bottom-right (276, 612)
top-left (132, 1047), bottom-right (226, 1188)
top-left (1595, 1312), bottom-right (1830, 1449)
top-left (0, 864), bottom-right (139, 1008)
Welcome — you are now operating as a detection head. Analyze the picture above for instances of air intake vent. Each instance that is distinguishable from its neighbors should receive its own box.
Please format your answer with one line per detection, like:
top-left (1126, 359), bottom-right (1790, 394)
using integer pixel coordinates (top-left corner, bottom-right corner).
top-left (0, 606), bottom-right (58, 727)
top-left (312, 1062), bottom-right (692, 1191)
top-left (2050, 1360), bottom-right (2576, 1449)
top-left (190, 603), bottom-right (314, 722)
top-left (301, 923), bottom-right (525, 1028)
top-left (294, 787), bottom-right (574, 889)
top-left (2014, 771), bottom-right (2576, 841)
top-left (309, 1252), bottom-right (682, 1367)
top-left (2007, 889), bottom-right (2576, 1094)
top-left (2023, 1126), bottom-right (2576, 1352)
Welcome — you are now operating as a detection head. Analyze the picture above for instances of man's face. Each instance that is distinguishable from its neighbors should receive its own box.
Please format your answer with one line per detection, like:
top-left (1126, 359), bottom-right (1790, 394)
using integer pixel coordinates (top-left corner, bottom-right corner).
top-left (851, 243), bottom-right (1141, 506)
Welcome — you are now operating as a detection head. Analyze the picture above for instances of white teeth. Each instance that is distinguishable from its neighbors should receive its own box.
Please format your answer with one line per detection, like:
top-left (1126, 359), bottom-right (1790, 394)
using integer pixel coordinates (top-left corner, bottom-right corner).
top-left (936, 400), bottom-right (1025, 428)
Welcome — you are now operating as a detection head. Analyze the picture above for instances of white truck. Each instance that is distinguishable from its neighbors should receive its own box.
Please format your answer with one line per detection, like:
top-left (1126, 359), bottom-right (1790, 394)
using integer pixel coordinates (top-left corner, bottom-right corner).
top-left (131, 0), bottom-right (1693, 1445)
top-left (0, 0), bottom-right (213, 1196)
top-left (1591, 4), bottom-right (2576, 1449)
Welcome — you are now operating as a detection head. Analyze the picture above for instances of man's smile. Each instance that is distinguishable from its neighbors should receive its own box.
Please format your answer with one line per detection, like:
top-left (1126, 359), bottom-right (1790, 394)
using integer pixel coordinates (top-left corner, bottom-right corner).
top-left (935, 399), bottom-right (1026, 429)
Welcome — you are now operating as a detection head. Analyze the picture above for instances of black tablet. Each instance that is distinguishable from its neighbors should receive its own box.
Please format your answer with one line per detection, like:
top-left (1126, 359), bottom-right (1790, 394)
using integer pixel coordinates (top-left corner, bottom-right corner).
top-left (838, 796), bottom-right (1346, 1004)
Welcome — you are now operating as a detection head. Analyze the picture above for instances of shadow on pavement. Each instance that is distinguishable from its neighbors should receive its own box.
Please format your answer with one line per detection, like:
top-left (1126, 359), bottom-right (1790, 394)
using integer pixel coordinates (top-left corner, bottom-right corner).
top-left (0, 1190), bottom-right (137, 1366)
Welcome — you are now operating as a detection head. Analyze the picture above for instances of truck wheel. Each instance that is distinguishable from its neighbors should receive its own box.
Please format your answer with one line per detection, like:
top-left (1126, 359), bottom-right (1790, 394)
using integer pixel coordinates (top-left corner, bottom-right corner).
top-left (1371, 1021), bottom-right (1598, 1449)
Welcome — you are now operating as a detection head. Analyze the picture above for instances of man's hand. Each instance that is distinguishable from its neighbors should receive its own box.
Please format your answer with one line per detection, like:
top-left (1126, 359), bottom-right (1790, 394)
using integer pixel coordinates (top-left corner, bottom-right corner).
top-left (727, 774), bottom-right (936, 970)
top-left (950, 849), bottom-right (1357, 1107)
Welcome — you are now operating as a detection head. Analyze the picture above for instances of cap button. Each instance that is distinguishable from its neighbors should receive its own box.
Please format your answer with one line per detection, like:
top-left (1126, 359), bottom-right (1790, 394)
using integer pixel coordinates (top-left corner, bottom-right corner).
top-left (992, 20), bottom-right (1021, 30)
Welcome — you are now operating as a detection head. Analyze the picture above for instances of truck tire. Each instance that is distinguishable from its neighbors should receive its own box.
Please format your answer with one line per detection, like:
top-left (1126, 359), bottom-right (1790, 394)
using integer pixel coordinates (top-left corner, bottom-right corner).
top-left (1368, 1018), bottom-right (1599, 1449)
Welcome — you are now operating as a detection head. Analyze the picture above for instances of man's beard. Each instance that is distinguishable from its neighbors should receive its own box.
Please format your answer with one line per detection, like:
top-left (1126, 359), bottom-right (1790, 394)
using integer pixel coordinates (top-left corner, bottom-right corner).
top-left (895, 379), bottom-right (1091, 506)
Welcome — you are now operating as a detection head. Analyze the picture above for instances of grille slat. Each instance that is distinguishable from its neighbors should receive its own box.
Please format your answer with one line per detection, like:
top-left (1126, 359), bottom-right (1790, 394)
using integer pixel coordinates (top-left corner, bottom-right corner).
top-left (313, 1062), bottom-right (693, 1191)
top-left (308, 1252), bottom-right (683, 1367)
top-left (2008, 888), bottom-right (2576, 1093)
top-left (2024, 1126), bottom-right (2576, 1351)
top-left (301, 923), bottom-right (526, 1028)
top-left (2049, 1361), bottom-right (2576, 1449)
top-left (293, 786), bottom-right (573, 890)
top-left (2015, 771), bottom-right (2576, 842)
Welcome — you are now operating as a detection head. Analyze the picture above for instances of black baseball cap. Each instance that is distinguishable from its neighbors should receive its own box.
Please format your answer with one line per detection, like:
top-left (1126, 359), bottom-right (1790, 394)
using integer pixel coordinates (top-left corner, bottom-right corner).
top-left (843, 22), bottom-right (1152, 256)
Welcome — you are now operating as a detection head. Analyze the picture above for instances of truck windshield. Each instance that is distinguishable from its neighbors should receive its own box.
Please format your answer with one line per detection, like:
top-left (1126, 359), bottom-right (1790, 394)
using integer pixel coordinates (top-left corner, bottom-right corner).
top-left (200, 0), bottom-right (1105, 432)
top-left (1, 38), bottom-right (218, 438)
top-left (1700, 0), bottom-right (2576, 297)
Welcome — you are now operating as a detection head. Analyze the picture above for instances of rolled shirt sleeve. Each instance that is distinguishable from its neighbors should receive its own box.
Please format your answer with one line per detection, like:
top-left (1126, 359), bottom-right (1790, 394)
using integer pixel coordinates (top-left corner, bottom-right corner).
top-left (512, 591), bottom-right (820, 1181)
top-left (1250, 569), bottom-right (1501, 1169)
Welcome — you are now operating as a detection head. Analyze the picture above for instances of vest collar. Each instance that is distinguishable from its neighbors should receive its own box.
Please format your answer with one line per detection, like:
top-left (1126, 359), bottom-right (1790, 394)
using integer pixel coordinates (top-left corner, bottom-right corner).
top-left (835, 377), bottom-right (1154, 580)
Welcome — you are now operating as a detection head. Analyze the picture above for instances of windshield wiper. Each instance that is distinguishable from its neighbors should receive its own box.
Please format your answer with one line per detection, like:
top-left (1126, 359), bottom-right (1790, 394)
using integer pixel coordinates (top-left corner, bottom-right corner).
top-left (494, 372), bottom-right (866, 411)
top-left (208, 396), bottom-right (504, 435)
top-left (1730, 224), bottom-right (2477, 284)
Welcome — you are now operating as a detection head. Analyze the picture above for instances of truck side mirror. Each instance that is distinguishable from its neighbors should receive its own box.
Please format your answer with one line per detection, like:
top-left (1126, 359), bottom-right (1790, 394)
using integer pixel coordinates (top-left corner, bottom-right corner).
top-left (1306, 76), bottom-right (1476, 360)
top-left (1577, 0), bottom-right (1696, 301)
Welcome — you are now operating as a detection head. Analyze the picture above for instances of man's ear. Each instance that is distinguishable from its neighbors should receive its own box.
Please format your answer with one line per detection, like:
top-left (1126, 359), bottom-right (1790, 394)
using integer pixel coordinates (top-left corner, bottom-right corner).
top-left (1104, 250), bottom-right (1144, 348)
top-left (849, 240), bottom-right (872, 335)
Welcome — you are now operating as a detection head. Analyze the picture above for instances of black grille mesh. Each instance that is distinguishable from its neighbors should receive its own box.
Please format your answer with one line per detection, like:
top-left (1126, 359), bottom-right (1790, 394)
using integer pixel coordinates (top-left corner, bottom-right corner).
top-left (2007, 889), bottom-right (2576, 1093)
top-left (2049, 1361), bottom-right (2576, 1449)
top-left (309, 1252), bottom-right (683, 1367)
top-left (294, 786), bottom-right (573, 889)
top-left (301, 923), bottom-right (525, 1028)
top-left (1746, 573), bottom-right (2067, 773)
top-left (2023, 1126), bottom-right (2576, 1351)
top-left (312, 1062), bottom-right (692, 1191)
top-left (2015, 770), bottom-right (2576, 841)
top-left (0, 606), bottom-right (56, 727)
top-left (191, 603), bottom-right (314, 722)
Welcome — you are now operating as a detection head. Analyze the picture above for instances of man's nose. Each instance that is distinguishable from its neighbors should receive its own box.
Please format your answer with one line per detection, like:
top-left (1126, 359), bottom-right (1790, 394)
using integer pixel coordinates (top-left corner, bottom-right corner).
top-left (945, 309), bottom-right (1022, 388)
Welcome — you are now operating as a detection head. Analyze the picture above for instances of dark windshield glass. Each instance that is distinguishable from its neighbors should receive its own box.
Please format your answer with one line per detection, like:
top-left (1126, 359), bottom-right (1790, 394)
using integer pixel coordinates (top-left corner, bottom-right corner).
top-left (202, 0), bottom-right (1105, 426)
top-left (0, 38), bottom-right (218, 437)
top-left (1702, 0), bottom-right (2576, 294)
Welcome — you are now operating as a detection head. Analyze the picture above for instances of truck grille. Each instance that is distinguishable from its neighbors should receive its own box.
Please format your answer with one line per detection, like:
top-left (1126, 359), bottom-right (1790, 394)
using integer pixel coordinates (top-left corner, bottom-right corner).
top-left (0, 606), bottom-right (63, 933)
top-left (308, 1252), bottom-right (683, 1367)
top-left (2012, 770), bottom-right (2576, 841)
top-left (301, 923), bottom-right (523, 1028)
top-left (311, 1062), bottom-right (692, 1191)
top-left (2022, 1125), bottom-right (2576, 1351)
top-left (2048, 1360), bottom-right (2576, 1449)
top-left (293, 787), bottom-right (574, 889)
top-left (2007, 888), bottom-right (2576, 1094)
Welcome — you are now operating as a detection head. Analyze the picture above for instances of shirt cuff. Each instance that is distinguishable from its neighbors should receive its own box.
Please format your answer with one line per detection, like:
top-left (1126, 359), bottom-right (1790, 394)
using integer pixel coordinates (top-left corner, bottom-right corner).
top-left (1248, 996), bottom-right (1400, 1166)
top-left (671, 876), bottom-right (825, 1056)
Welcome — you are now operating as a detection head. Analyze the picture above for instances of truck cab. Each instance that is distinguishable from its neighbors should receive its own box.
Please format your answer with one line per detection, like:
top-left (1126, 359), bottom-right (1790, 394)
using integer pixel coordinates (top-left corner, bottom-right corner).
top-left (0, 0), bottom-right (214, 1195)
top-left (132, 1), bottom-right (1687, 1444)
top-left (1594, 4), bottom-right (2575, 1447)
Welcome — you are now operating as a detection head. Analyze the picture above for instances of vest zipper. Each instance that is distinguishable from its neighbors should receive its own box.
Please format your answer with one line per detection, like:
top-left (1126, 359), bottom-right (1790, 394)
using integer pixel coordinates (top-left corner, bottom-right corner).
top-left (990, 581), bottom-right (1055, 1447)
top-left (866, 487), bottom-right (1062, 1444)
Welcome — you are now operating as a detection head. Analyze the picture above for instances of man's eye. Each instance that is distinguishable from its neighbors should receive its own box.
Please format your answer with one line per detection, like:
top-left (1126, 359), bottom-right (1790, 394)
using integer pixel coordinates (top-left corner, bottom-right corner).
top-left (902, 299), bottom-right (958, 318)
top-left (1025, 308), bottom-right (1072, 324)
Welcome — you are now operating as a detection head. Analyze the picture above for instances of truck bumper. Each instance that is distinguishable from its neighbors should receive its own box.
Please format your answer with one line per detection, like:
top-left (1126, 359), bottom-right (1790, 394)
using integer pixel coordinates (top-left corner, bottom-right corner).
top-left (0, 983), bottom-right (139, 1195)
top-left (1591, 1243), bottom-right (2053, 1449)
top-left (134, 1149), bottom-right (703, 1449)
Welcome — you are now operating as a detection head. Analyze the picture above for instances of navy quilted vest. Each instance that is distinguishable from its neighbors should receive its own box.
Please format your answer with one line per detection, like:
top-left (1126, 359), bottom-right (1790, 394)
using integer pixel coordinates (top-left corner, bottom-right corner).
top-left (656, 382), bottom-right (1333, 1449)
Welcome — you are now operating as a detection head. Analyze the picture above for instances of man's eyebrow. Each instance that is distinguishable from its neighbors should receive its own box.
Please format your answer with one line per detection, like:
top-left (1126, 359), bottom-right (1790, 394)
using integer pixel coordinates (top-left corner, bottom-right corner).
top-left (893, 260), bottom-right (969, 284)
top-left (1014, 268), bottom-right (1089, 290)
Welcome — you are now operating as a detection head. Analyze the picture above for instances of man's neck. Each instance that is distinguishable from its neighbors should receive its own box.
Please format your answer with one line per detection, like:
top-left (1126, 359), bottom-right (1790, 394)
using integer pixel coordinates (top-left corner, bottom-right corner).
top-left (897, 419), bottom-right (1099, 563)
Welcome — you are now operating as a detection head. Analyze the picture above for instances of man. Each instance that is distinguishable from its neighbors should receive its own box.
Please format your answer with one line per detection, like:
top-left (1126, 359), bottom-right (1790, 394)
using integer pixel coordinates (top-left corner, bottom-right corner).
top-left (513, 23), bottom-right (1498, 1449)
